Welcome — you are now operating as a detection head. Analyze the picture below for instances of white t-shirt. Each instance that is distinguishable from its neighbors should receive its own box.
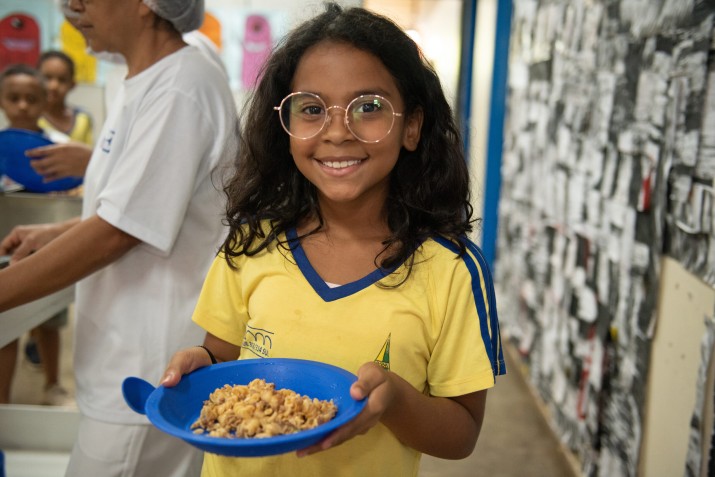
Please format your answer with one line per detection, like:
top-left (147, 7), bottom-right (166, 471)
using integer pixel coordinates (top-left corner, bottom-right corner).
top-left (75, 45), bottom-right (237, 424)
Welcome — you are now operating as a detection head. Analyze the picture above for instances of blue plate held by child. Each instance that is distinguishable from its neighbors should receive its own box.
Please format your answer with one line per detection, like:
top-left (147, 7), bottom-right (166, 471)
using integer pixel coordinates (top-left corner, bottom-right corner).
top-left (0, 128), bottom-right (83, 192)
top-left (122, 358), bottom-right (367, 457)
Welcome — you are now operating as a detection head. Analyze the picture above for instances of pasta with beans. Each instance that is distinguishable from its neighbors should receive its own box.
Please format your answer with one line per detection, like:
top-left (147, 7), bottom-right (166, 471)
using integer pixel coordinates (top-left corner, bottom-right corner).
top-left (191, 378), bottom-right (338, 438)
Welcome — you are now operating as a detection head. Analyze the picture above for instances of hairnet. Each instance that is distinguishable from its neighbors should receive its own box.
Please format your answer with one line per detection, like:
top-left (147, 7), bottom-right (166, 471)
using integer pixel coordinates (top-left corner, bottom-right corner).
top-left (142, 0), bottom-right (204, 33)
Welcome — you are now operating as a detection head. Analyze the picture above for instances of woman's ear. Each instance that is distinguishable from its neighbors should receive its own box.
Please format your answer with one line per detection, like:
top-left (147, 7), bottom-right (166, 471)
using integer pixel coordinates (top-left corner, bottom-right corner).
top-left (402, 107), bottom-right (423, 151)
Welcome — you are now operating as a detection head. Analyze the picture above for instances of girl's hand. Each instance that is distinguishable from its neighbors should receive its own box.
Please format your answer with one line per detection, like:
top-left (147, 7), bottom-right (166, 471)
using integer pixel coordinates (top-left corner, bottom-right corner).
top-left (160, 347), bottom-right (215, 387)
top-left (160, 335), bottom-right (240, 387)
top-left (296, 362), bottom-right (396, 457)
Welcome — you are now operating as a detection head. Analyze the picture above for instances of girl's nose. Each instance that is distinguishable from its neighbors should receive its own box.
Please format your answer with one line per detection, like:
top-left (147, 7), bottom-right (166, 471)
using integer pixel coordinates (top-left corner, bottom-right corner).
top-left (322, 106), bottom-right (353, 142)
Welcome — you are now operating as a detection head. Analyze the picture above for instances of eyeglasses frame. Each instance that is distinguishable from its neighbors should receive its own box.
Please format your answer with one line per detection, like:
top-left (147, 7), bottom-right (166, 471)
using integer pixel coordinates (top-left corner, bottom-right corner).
top-left (273, 92), bottom-right (403, 144)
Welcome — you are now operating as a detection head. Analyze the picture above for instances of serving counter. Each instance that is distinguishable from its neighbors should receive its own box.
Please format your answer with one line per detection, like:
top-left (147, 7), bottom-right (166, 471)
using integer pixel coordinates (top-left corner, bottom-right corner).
top-left (0, 192), bottom-right (81, 348)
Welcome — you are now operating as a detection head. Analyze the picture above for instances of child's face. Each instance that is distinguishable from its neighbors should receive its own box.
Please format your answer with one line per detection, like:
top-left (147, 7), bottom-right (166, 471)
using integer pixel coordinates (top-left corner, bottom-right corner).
top-left (39, 57), bottom-right (75, 108)
top-left (288, 41), bottom-right (422, 208)
top-left (0, 74), bottom-right (46, 131)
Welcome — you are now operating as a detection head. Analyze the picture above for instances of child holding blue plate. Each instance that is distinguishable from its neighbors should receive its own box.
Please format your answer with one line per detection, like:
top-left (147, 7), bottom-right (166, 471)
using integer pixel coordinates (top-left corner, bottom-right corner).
top-left (161, 4), bottom-right (505, 477)
top-left (0, 64), bottom-right (70, 192)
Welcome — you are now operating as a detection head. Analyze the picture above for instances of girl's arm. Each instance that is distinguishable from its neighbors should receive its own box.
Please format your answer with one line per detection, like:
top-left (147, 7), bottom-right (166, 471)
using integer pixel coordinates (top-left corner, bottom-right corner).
top-left (298, 362), bottom-right (487, 460)
top-left (160, 333), bottom-right (241, 386)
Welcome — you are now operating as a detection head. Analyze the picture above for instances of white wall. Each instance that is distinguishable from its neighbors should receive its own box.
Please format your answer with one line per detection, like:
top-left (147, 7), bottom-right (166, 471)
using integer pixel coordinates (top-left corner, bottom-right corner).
top-left (469, 0), bottom-right (497, 245)
top-left (363, 0), bottom-right (463, 109)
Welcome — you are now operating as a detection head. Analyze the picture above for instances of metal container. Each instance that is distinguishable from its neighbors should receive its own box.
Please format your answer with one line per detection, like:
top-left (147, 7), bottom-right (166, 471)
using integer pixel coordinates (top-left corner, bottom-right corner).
top-left (0, 192), bottom-right (82, 348)
top-left (0, 192), bottom-right (82, 238)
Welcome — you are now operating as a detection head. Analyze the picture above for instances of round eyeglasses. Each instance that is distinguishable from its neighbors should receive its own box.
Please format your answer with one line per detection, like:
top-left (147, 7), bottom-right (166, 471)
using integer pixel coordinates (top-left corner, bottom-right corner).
top-left (274, 92), bottom-right (403, 143)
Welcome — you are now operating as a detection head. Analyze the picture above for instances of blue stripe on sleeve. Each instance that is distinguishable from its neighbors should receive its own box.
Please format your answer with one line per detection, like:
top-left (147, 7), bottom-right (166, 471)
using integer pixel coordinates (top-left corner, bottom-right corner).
top-left (464, 240), bottom-right (506, 376)
top-left (434, 236), bottom-right (506, 378)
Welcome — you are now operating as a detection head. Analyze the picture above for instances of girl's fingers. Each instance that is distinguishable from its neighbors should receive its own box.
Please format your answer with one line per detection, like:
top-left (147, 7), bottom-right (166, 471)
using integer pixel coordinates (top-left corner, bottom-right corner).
top-left (160, 347), bottom-right (214, 387)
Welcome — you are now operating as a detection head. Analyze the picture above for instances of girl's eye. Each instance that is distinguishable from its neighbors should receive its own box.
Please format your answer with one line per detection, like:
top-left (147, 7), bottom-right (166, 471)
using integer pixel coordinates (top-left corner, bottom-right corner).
top-left (302, 105), bottom-right (324, 116)
top-left (353, 99), bottom-right (382, 114)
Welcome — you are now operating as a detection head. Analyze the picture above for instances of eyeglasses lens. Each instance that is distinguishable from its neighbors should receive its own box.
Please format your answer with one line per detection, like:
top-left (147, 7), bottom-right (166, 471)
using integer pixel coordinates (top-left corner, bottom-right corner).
top-left (347, 96), bottom-right (395, 142)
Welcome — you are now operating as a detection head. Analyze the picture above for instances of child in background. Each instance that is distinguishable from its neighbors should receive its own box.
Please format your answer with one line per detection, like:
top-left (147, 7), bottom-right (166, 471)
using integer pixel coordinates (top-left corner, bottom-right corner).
top-left (160, 4), bottom-right (505, 476)
top-left (0, 63), bottom-right (73, 406)
top-left (37, 50), bottom-right (93, 145)
top-left (0, 64), bottom-right (68, 143)
top-left (25, 50), bottom-right (94, 182)
top-left (23, 50), bottom-right (94, 406)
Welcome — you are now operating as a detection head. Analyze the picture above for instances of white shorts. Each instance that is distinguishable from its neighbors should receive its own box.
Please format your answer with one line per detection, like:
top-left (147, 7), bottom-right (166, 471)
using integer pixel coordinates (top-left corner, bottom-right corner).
top-left (65, 414), bottom-right (203, 477)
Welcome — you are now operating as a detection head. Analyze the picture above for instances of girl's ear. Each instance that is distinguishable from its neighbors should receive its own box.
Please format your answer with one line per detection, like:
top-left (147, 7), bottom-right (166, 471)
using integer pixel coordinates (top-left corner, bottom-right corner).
top-left (402, 107), bottom-right (423, 151)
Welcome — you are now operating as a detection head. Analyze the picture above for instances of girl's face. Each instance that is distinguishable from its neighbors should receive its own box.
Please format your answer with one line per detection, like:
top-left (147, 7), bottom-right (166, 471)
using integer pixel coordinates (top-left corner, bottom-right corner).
top-left (39, 57), bottom-right (74, 108)
top-left (288, 41), bottom-right (422, 209)
top-left (0, 74), bottom-right (45, 131)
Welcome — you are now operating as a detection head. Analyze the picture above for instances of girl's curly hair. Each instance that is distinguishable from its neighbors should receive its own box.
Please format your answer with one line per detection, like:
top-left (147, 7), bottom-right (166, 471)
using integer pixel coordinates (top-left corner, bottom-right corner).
top-left (222, 2), bottom-right (475, 277)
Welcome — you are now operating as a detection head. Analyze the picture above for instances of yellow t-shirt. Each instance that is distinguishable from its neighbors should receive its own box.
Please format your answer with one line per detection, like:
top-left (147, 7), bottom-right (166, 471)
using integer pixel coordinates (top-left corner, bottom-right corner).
top-left (38, 107), bottom-right (93, 145)
top-left (192, 228), bottom-right (505, 477)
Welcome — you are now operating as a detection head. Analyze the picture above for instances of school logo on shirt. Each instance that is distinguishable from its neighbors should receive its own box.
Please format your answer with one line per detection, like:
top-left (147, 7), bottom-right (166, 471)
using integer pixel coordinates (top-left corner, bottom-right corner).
top-left (241, 325), bottom-right (274, 358)
top-left (374, 333), bottom-right (391, 371)
top-left (101, 129), bottom-right (115, 153)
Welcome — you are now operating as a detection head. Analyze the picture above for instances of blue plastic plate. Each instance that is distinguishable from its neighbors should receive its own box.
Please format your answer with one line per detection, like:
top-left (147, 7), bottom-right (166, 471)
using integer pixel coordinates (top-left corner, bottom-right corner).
top-left (0, 128), bottom-right (83, 192)
top-left (122, 358), bottom-right (366, 457)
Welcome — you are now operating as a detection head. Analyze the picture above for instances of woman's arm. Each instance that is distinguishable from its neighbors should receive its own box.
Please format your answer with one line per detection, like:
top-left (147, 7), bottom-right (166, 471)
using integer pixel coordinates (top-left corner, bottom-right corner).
top-left (0, 215), bottom-right (140, 312)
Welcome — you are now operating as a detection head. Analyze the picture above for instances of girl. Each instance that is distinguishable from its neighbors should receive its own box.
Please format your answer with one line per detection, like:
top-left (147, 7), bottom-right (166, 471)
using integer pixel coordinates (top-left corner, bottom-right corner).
top-left (37, 50), bottom-right (93, 145)
top-left (26, 50), bottom-right (94, 182)
top-left (161, 4), bottom-right (505, 477)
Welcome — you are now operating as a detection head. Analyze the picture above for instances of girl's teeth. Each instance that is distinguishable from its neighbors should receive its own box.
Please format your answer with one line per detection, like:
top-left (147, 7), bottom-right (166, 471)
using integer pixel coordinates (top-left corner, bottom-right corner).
top-left (324, 160), bottom-right (360, 169)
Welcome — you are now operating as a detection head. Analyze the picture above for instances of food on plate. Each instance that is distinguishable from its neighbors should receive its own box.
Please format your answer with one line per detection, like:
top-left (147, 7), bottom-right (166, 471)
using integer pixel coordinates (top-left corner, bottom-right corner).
top-left (191, 378), bottom-right (338, 438)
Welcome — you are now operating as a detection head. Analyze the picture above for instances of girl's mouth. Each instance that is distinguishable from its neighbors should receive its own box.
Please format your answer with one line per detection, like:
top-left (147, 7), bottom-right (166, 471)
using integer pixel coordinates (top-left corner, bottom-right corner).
top-left (321, 159), bottom-right (363, 169)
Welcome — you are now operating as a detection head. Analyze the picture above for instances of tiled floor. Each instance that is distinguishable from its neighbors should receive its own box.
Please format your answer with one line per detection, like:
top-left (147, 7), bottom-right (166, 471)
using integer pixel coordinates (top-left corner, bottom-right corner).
top-left (419, 346), bottom-right (580, 477)
top-left (3, 309), bottom-right (580, 477)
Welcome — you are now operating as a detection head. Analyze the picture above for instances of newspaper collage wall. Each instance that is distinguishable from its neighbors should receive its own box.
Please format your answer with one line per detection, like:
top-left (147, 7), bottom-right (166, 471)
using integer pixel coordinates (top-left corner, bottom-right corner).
top-left (496, 0), bottom-right (715, 475)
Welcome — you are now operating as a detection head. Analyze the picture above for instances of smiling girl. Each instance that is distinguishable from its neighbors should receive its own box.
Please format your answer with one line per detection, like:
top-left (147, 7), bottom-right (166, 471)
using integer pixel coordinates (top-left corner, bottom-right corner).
top-left (161, 4), bottom-right (505, 476)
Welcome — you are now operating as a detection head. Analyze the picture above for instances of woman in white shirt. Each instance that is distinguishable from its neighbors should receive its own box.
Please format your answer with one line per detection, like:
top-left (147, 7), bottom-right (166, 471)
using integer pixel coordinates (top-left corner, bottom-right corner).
top-left (0, 1), bottom-right (237, 475)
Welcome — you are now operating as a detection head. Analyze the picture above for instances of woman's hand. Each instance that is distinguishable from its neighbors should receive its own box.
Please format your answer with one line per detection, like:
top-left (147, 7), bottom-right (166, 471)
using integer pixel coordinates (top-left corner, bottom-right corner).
top-left (0, 221), bottom-right (73, 263)
top-left (296, 362), bottom-right (396, 457)
top-left (26, 142), bottom-right (93, 181)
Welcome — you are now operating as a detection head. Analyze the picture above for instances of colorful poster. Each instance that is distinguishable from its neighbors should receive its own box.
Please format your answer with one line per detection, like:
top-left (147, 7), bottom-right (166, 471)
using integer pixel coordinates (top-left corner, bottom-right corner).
top-left (0, 13), bottom-right (40, 70)
top-left (241, 14), bottom-right (272, 89)
top-left (208, 7), bottom-right (288, 92)
top-left (199, 11), bottom-right (222, 51)
top-left (59, 19), bottom-right (96, 83)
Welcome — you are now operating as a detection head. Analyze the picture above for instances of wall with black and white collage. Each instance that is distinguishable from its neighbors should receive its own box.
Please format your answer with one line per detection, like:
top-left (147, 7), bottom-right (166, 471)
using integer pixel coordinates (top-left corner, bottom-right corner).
top-left (495, 1), bottom-right (715, 476)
